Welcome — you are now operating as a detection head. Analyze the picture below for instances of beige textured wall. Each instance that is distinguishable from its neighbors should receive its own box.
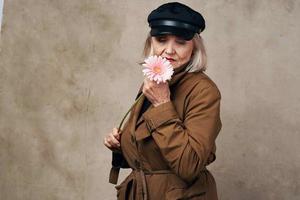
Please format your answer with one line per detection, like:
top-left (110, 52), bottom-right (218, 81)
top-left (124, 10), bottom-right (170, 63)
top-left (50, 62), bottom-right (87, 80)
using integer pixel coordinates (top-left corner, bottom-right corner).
top-left (0, 0), bottom-right (299, 199)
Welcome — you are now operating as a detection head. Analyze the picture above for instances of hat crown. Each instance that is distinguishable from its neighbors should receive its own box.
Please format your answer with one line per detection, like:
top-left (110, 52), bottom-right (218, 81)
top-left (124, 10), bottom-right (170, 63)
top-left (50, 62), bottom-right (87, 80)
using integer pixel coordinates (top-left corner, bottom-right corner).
top-left (157, 2), bottom-right (192, 14)
top-left (157, 2), bottom-right (190, 14)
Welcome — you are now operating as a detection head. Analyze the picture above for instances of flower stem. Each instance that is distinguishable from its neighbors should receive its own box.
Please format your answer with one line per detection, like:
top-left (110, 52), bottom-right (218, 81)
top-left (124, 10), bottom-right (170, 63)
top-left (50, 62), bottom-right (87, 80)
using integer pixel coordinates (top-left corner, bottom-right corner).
top-left (118, 93), bottom-right (144, 131)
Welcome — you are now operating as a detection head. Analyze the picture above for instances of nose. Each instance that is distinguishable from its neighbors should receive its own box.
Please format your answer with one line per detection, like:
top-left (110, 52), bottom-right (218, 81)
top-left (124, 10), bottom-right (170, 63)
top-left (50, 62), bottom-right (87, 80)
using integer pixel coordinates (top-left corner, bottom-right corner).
top-left (165, 41), bottom-right (175, 55)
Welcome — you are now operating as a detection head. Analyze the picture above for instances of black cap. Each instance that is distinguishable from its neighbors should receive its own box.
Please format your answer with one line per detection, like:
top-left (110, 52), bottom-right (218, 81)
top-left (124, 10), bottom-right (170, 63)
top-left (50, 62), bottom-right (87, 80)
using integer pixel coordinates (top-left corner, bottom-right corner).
top-left (147, 2), bottom-right (205, 40)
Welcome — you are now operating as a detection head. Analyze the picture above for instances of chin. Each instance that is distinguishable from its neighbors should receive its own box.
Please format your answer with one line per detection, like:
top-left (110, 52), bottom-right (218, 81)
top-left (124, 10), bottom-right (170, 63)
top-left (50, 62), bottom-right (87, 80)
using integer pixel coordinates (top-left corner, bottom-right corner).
top-left (172, 63), bottom-right (180, 69)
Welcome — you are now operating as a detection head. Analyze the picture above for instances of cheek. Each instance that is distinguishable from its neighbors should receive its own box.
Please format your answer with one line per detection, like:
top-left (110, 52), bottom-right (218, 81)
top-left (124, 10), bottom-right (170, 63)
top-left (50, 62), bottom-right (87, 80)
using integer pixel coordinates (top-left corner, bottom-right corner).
top-left (151, 40), bottom-right (163, 55)
top-left (178, 48), bottom-right (193, 62)
top-left (185, 43), bottom-right (194, 60)
top-left (152, 44), bottom-right (162, 55)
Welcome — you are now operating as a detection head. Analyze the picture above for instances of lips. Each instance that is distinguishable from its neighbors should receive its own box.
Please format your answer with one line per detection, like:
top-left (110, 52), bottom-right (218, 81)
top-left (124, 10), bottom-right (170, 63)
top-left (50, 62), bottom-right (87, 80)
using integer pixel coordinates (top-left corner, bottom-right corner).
top-left (165, 57), bottom-right (175, 62)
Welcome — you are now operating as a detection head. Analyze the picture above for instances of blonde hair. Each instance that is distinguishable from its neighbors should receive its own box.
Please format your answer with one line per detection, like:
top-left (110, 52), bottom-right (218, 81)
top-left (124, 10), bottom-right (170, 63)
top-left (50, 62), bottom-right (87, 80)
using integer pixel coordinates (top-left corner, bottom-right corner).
top-left (142, 33), bottom-right (207, 72)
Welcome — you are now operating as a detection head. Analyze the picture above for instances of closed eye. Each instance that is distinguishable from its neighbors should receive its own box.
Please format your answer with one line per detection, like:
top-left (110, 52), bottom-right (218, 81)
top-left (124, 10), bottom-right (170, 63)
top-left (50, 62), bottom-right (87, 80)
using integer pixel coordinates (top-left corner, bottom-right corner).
top-left (154, 36), bottom-right (167, 43)
top-left (176, 38), bottom-right (186, 45)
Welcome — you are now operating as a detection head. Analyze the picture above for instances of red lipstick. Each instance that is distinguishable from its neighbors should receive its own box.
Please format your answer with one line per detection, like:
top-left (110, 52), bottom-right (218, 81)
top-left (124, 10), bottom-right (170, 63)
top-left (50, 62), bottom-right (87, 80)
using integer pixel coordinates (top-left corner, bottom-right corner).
top-left (165, 57), bottom-right (175, 62)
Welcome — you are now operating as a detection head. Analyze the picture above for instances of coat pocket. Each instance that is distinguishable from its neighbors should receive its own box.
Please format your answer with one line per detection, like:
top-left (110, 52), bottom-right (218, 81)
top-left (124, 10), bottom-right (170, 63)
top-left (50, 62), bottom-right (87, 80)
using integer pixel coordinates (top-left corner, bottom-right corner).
top-left (165, 174), bottom-right (207, 200)
top-left (165, 174), bottom-right (187, 200)
top-left (166, 188), bottom-right (185, 200)
top-left (181, 172), bottom-right (209, 199)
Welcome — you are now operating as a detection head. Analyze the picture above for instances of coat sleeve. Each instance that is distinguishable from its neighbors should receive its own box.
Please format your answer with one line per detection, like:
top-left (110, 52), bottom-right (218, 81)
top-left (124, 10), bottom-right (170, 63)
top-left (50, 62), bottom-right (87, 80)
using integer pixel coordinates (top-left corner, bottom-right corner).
top-left (142, 82), bottom-right (222, 184)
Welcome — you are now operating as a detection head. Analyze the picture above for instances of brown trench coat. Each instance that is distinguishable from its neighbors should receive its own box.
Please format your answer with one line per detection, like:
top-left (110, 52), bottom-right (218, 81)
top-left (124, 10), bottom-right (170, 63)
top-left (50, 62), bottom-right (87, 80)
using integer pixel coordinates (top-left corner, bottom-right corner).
top-left (110, 64), bottom-right (222, 200)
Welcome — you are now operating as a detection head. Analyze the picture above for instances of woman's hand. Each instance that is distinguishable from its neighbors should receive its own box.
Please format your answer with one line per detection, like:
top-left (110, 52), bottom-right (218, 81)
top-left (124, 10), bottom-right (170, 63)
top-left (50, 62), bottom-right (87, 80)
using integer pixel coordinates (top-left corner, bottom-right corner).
top-left (143, 78), bottom-right (171, 107)
top-left (103, 128), bottom-right (121, 151)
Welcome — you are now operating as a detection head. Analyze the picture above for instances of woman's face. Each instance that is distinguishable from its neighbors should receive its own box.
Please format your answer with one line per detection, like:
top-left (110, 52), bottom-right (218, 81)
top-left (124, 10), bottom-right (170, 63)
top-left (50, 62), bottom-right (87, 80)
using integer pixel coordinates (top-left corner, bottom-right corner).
top-left (151, 35), bottom-right (194, 69)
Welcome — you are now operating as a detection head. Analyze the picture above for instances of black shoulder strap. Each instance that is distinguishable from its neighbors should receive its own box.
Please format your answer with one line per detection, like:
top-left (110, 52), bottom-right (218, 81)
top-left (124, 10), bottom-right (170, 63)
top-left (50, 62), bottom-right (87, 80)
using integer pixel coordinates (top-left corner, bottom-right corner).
top-left (109, 151), bottom-right (129, 184)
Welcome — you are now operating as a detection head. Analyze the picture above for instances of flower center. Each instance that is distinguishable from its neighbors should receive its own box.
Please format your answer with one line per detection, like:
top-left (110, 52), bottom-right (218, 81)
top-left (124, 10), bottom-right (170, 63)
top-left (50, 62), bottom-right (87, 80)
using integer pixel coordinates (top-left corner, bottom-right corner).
top-left (153, 66), bottom-right (161, 74)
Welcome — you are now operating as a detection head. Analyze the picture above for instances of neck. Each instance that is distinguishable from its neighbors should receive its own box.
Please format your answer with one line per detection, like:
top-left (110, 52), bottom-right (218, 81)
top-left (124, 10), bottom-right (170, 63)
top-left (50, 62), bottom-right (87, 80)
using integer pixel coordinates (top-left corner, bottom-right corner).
top-left (173, 62), bottom-right (189, 74)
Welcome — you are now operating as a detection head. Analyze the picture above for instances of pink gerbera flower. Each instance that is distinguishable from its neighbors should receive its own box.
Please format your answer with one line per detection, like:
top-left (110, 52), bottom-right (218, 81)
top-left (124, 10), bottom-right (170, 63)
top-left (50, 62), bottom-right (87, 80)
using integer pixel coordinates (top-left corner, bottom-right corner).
top-left (142, 55), bottom-right (174, 84)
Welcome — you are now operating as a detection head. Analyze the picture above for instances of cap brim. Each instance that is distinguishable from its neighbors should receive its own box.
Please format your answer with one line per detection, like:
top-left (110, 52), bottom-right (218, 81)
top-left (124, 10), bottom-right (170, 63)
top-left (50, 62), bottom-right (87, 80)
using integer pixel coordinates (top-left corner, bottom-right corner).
top-left (150, 26), bottom-right (194, 40)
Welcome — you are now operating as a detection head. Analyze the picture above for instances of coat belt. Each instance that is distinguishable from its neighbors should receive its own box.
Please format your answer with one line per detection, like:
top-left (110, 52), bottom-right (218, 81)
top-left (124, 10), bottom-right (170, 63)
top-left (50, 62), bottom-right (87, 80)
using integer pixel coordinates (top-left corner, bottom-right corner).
top-left (116, 169), bottom-right (174, 200)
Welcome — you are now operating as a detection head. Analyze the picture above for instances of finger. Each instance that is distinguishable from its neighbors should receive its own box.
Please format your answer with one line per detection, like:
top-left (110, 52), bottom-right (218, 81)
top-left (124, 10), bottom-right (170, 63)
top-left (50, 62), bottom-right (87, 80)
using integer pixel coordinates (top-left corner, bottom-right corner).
top-left (144, 78), bottom-right (155, 88)
top-left (108, 134), bottom-right (120, 148)
top-left (112, 131), bottom-right (120, 140)
top-left (112, 128), bottom-right (121, 140)
top-left (144, 77), bottom-right (150, 82)
top-left (106, 136), bottom-right (120, 149)
top-left (143, 82), bottom-right (154, 94)
top-left (158, 81), bottom-right (168, 87)
top-left (146, 79), bottom-right (155, 87)
top-left (113, 127), bottom-right (121, 134)
top-left (144, 88), bottom-right (155, 99)
top-left (103, 137), bottom-right (112, 149)
top-left (142, 87), bottom-right (155, 104)
top-left (104, 137), bottom-right (120, 151)
top-left (143, 82), bottom-right (150, 92)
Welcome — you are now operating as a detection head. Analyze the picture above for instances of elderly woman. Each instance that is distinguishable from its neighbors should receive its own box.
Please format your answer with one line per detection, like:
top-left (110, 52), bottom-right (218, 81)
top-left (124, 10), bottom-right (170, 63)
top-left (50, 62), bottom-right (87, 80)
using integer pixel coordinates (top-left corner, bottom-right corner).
top-left (104, 2), bottom-right (222, 200)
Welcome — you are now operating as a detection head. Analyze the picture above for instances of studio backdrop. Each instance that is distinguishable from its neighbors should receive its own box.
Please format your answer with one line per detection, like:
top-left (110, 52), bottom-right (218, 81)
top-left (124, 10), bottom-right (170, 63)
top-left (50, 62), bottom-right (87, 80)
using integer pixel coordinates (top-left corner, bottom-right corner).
top-left (0, 1), bottom-right (299, 200)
